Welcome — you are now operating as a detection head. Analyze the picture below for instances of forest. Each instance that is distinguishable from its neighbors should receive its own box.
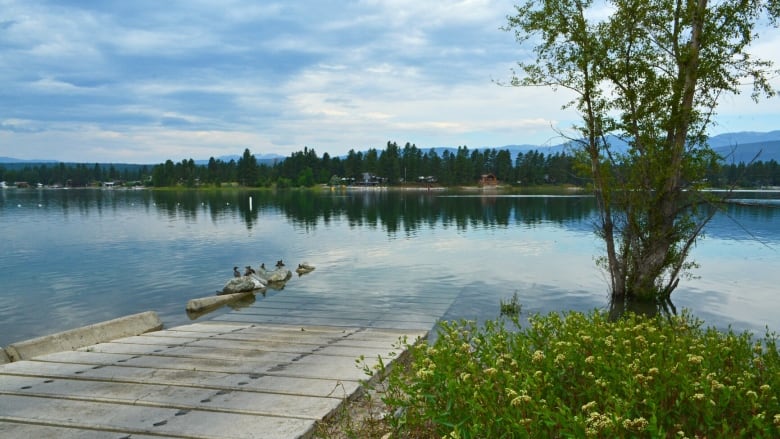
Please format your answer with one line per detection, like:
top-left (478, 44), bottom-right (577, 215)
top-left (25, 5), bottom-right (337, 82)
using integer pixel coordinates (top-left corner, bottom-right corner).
top-left (1, 141), bottom-right (779, 189)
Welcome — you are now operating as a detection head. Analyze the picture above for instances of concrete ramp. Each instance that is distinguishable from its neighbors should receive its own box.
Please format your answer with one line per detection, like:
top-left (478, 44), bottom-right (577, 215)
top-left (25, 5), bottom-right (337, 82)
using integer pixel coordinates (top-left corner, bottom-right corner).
top-left (0, 321), bottom-right (426, 438)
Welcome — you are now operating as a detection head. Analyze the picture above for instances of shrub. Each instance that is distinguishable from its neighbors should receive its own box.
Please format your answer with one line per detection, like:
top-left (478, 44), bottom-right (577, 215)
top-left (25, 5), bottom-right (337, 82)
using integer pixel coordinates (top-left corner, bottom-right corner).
top-left (382, 310), bottom-right (780, 438)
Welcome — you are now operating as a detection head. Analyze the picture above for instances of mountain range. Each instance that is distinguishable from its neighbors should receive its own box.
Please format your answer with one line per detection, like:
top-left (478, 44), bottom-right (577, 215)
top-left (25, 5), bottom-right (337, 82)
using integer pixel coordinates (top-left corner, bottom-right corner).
top-left (1, 130), bottom-right (779, 165)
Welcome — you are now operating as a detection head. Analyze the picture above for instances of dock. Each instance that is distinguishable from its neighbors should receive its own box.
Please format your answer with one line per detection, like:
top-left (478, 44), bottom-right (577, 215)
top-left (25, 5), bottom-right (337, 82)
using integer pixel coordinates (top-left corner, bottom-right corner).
top-left (0, 288), bottom-right (456, 438)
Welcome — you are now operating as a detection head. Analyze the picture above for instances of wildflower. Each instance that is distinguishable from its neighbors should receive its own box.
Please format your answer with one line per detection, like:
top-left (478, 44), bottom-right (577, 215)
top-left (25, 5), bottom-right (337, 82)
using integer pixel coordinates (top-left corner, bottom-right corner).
top-left (554, 353), bottom-right (566, 364)
top-left (416, 368), bottom-right (434, 379)
top-left (760, 384), bottom-right (771, 393)
top-left (483, 367), bottom-right (497, 376)
top-left (622, 417), bottom-right (649, 431)
top-left (692, 393), bottom-right (705, 401)
top-left (459, 372), bottom-right (471, 382)
top-left (532, 350), bottom-right (545, 363)
top-left (773, 413), bottom-right (780, 426)
top-left (585, 355), bottom-right (595, 364)
top-left (534, 370), bottom-right (543, 379)
top-left (648, 367), bottom-right (659, 375)
top-left (746, 390), bottom-right (758, 399)
top-left (581, 335), bottom-right (592, 343)
top-left (687, 354), bottom-right (703, 365)
top-left (581, 401), bottom-right (597, 412)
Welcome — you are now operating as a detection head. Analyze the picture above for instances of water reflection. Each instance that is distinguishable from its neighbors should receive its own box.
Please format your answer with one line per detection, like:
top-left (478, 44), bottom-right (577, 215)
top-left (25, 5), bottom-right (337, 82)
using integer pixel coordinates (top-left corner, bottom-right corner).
top-left (607, 296), bottom-right (679, 322)
top-left (143, 190), bottom-right (599, 234)
top-left (4, 187), bottom-right (777, 240)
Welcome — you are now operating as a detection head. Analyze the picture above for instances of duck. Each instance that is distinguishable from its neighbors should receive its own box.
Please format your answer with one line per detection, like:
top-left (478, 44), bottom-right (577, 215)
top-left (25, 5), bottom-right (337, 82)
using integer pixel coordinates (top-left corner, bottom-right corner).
top-left (244, 265), bottom-right (256, 276)
top-left (276, 259), bottom-right (285, 268)
top-left (233, 266), bottom-right (241, 277)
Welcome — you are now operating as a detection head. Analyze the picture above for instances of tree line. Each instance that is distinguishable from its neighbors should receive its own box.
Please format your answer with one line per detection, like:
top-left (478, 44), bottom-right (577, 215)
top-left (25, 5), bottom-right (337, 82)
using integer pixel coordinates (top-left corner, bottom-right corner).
top-left (1, 141), bottom-right (778, 188)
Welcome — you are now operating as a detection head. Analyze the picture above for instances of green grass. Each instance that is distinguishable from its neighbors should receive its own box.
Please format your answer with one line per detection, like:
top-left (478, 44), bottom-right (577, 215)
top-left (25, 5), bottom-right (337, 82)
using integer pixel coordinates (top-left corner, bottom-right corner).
top-left (500, 291), bottom-right (522, 317)
top-left (376, 310), bottom-right (780, 438)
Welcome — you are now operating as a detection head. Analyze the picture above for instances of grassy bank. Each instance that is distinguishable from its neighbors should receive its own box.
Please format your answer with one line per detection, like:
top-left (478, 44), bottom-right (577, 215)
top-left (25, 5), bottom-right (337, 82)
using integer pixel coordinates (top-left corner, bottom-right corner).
top-left (338, 310), bottom-right (779, 438)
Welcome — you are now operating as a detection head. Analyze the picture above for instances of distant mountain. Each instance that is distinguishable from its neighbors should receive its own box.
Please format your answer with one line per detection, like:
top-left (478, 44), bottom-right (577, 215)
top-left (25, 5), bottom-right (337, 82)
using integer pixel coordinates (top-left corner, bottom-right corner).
top-left (456, 132), bottom-right (780, 164)
top-left (706, 130), bottom-right (780, 148)
top-left (711, 140), bottom-right (780, 164)
top-left (0, 157), bottom-right (58, 164)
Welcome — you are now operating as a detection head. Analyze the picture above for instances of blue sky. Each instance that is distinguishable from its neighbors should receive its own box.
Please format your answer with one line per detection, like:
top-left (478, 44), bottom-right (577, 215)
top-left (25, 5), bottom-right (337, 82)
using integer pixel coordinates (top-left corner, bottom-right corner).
top-left (2, 0), bottom-right (779, 163)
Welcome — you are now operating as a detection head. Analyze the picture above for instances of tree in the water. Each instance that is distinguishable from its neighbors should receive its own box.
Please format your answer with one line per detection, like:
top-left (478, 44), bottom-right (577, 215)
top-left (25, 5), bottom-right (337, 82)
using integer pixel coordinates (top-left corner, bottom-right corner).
top-left (505, 0), bottom-right (778, 303)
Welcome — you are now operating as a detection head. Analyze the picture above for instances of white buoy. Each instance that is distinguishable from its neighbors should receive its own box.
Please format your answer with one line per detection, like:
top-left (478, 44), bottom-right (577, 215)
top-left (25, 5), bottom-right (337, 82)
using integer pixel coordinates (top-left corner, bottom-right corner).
top-left (249, 196), bottom-right (253, 211)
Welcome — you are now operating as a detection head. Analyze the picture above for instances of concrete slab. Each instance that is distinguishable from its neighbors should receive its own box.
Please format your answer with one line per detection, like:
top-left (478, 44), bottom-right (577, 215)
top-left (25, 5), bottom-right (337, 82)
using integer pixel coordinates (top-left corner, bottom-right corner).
top-left (4, 311), bottom-right (163, 362)
top-left (0, 360), bottom-right (359, 398)
top-left (35, 350), bottom-right (301, 374)
top-left (0, 422), bottom-right (172, 439)
top-left (0, 394), bottom-right (314, 439)
top-left (0, 375), bottom-right (343, 420)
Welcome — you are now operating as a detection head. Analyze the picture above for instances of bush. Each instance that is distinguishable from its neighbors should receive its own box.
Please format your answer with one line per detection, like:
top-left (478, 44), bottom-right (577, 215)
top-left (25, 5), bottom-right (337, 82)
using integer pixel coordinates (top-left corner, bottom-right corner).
top-left (382, 310), bottom-right (780, 438)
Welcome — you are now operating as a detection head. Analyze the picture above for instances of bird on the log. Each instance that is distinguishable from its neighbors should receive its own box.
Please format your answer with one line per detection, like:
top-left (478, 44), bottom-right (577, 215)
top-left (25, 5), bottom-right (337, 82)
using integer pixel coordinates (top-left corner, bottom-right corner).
top-left (233, 266), bottom-right (241, 277)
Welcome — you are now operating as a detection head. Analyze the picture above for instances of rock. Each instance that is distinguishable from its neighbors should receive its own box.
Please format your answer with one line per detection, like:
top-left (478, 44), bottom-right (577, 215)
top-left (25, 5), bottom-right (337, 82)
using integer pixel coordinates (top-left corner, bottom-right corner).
top-left (295, 262), bottom-right (315, 275)
top-left (257, 267), bottom-right (292, 283)
top-left (220, 276), bottom-right (266, 295)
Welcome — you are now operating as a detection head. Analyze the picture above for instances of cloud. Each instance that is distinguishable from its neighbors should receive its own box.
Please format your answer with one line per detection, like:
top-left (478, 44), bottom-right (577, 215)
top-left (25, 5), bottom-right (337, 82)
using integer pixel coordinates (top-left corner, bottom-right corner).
top-left (0, 0), bottom-right (778, 163)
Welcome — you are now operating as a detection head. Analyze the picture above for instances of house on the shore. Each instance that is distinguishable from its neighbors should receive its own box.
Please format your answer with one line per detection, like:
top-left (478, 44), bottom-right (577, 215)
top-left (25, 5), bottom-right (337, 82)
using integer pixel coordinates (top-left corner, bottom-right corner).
top-left (479, 173), bottom-right (498, 186)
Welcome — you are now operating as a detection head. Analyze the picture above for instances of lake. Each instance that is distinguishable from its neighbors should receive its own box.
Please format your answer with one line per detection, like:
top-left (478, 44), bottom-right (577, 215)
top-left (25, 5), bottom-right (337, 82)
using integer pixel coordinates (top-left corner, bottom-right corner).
top-left (1, 187), bottom-right (778, 347)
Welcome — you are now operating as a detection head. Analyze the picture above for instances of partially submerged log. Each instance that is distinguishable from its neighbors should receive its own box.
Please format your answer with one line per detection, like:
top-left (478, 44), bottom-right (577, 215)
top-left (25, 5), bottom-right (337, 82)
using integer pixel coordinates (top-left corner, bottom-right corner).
top-left (186, 291), bottom-right (254, 314)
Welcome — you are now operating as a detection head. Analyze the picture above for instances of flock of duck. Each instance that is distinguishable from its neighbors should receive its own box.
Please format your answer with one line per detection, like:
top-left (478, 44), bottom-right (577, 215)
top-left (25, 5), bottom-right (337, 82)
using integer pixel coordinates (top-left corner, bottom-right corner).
top-left (221, 260), bottom-right (315, 295)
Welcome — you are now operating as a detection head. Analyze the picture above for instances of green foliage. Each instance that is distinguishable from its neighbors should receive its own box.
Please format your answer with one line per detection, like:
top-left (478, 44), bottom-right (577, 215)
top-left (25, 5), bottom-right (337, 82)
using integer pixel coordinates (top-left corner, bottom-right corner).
top-left (500, 291), bottom-right (522, 317)
top-left (383, 311), bottom-right (780, 438)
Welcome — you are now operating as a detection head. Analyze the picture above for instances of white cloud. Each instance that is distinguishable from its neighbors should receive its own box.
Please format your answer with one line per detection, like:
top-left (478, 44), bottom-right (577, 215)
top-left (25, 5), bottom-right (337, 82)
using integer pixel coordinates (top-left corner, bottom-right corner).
top-left (0, 0), bottom-right (778, 162)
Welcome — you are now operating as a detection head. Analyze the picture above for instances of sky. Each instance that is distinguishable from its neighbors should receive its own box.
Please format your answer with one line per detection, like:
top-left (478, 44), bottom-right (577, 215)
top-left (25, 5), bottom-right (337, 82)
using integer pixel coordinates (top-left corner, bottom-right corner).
top-left (1, 0), bottom-right (780, 164)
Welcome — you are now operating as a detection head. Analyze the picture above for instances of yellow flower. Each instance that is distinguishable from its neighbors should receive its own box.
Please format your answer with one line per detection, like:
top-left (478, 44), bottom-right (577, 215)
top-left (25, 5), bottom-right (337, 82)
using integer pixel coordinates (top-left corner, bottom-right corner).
top-left (622, 417), bottom-right (649, 431)
top-left (581, 401), bottom-right (597, 412)
top-left (532, 350), bottom-right (545, 363)
top-left (687, 354), bottom-right (703, 365)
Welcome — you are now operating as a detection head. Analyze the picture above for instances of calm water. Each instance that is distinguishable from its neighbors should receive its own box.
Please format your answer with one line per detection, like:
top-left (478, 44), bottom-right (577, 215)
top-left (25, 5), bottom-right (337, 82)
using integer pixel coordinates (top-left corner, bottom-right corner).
top-left (1, 188), bottom-right (778, 346)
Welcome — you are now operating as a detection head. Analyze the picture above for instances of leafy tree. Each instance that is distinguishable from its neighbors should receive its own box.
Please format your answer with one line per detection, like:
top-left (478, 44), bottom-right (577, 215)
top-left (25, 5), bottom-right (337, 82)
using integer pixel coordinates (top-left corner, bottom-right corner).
top-left (506, 0), bottom-right (777, 302)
